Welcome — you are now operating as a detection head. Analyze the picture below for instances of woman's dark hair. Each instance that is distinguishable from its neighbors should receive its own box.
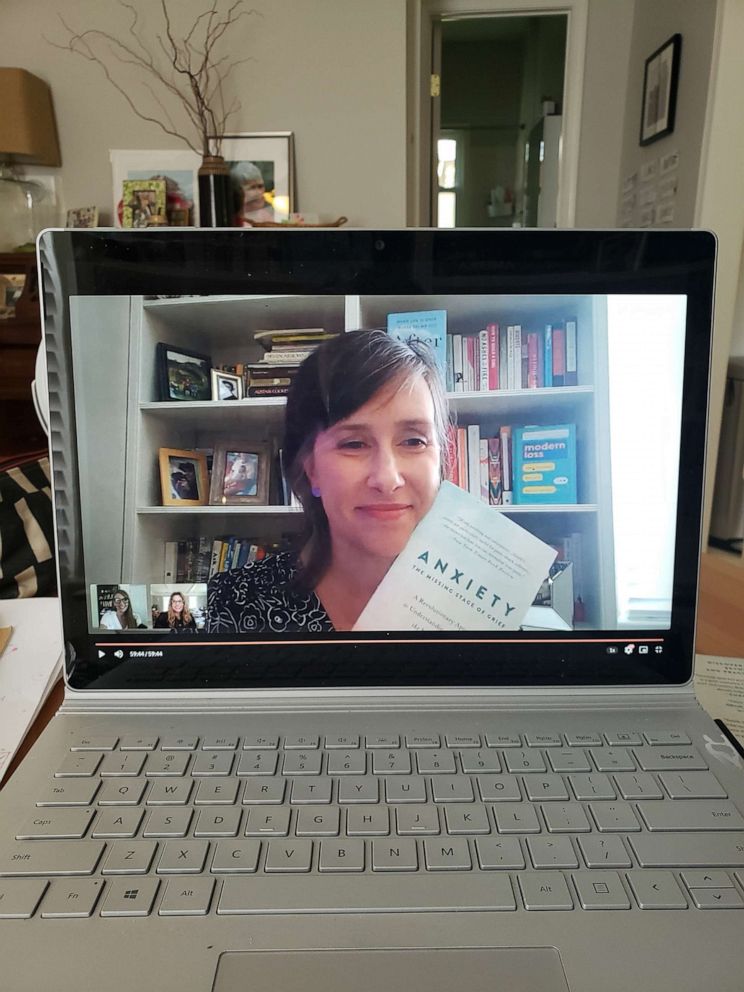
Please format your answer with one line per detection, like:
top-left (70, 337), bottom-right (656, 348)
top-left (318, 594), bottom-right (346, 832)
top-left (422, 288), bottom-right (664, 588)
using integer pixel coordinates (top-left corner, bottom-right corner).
top-left (284, 328), bottom-right (450, 588)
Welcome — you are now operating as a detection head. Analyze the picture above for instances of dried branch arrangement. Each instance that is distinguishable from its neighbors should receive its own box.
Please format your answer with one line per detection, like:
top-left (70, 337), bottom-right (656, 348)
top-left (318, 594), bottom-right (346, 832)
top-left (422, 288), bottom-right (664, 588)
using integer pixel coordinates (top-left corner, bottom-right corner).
top-left (52, 0), bottom-right (258, 157)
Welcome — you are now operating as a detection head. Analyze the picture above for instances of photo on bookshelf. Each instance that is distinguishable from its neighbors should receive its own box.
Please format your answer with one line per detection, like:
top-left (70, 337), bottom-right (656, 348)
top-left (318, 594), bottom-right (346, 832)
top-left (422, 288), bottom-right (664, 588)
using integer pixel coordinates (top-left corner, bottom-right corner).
top-left (156, 342), bottom-right (211, 401)
top-left (159, 448), bottom-right (209, 507)
top-left (209, 441), bottom-right (271, 506)
top-left (121, 178), bottom-right (167, 228)
top-left (210, 368), bottom-right (242, 401)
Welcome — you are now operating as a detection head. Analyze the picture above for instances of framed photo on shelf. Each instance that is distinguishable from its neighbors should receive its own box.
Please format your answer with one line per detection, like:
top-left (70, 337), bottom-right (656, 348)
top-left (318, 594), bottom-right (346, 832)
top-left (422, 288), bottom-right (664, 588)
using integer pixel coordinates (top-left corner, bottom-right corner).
top-left (159, 448), bottom-right (209, 507)
top-left (209, 442), bottom-right (270, 506)
top-left (156, 342), bottom-right (212, 402)
top-left (66, 206), bottom-right (99, 228)
top-left (121, 178), bottom-right (167, 228)
top-left (640, 34), bottom-right (682, 146)
top-left (211, 368), bottom-right (243, 401)
top-left (110, 148), bottom-right (201, 226)
top-left (217, 132), bottom-right (294, 226)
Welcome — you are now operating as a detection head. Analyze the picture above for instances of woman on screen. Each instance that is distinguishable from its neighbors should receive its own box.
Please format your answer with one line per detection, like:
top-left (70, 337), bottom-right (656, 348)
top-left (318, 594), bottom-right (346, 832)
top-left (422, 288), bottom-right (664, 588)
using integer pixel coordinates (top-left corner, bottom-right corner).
top-left (154, 591), bottom-right (198, 632)
top-left (100, 589), bottom-right (146, 630)
top-left (206, 329), bottom-right (449, 632)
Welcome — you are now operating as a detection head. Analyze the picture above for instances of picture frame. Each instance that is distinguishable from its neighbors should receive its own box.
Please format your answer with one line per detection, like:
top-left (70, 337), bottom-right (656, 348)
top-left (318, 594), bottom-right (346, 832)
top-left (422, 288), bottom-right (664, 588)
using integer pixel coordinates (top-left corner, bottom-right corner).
top-left (216, 132), bottom-right (295, 226)
top-left (159, 448), bottom-right (209, 507)
top-left (66, 206), bottom-right (99, 228)
top-left (640, 34), bottom-right (682, 146)
top-left (156, 342), bottom-right (212, 402)
top-left (211, 368), bottom-right (243, 401)
top-left (209, 441), bottom-right (270, 506)
top-left (121, 178), bottom-right (167, 228)
top-left (110, 149), bottom-right (201, 227)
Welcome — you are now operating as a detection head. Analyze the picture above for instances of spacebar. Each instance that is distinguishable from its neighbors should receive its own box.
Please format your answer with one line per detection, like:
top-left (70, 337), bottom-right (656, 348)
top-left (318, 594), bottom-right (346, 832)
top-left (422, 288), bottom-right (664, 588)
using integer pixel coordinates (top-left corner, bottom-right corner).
top-left (218, 874), bottom-right (516, 914)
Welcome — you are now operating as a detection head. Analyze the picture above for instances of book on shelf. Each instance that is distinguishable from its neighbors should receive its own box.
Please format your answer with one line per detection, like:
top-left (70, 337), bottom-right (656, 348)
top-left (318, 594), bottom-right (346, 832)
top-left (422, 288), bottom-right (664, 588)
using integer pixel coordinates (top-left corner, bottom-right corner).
top-left (452, 334), bottom-right (464, 392)
top-left (565, 317), bottom-right (578, 386)
top-left (253, 328), bottom-right (329, 349)
top-left (353, 481), bottom-right (557, 632)
top-left (544, 324), bottom-right (554, 387)
top-left (552, 323), bottom-right (566, 386)
top-left (500, 425), bottom-right (513, 504)
top-left (487, 436), bottom-right (503, 505)
top-left (478, 438), bottom-right (490, 504)
top-left (387, 309), bottom-right (447, 377)
top-left (513, 423), bottom-right (577, 505)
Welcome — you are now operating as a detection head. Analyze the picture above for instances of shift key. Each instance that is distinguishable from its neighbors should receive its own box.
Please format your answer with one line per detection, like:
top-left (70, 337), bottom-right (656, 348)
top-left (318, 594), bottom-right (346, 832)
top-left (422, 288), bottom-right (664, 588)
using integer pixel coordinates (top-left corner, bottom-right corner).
top-left (637, 801), bottom-right (744, 831)
top-left (0, 841), bottom-right (105, 877)
top-left (629, 832), bottom-right (744, 867)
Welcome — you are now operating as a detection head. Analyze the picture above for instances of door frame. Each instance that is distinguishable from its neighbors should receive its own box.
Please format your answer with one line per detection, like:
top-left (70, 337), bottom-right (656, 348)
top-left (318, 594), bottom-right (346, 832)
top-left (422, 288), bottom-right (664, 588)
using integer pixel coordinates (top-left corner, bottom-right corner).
top-left (407, 0), bottom-right (589, 228)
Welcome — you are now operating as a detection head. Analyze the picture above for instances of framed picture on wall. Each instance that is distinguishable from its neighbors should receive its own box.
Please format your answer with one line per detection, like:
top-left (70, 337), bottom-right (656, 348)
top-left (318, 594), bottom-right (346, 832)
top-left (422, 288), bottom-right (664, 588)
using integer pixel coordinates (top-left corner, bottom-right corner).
top-left (639, 34), bottom-right (682, 146)
top-left (216, 132), bottom-right (295, 226)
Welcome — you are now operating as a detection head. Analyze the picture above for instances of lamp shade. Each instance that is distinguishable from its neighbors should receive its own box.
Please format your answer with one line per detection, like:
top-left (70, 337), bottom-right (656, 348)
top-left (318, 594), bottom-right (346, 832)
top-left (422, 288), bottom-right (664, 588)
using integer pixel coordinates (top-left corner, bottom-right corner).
top-left (0, 68), bottom-right (61, 166)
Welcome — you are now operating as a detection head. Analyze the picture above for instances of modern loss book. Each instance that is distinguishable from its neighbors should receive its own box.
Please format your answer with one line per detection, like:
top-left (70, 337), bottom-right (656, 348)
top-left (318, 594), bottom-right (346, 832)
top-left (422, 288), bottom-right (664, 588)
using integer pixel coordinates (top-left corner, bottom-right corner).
top-left (353, 481), bottom-right (557, 632)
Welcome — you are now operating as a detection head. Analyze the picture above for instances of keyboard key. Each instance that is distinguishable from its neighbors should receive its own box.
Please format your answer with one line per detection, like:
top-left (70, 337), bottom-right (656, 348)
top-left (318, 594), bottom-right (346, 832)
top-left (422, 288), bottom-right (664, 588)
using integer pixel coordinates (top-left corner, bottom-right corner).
top-left (290, 778), bottom-right (333, 804)
top-left (688, 888), bottom-right (744, 909)
top-left (97, 778), bottom-right (147, 806)
top-left (423, 838), bottom-right (471, 870)
top-left (217, 873), bottom-right (516, 913)
top-left (569, 773), bottom-right (615, 800)
top-left (633, 746), bottom-right (707, 771)
top-left (192, 752), bottom-right (234, 777)
top-left (102, 841), bottom-right (157, 875)
top-left (527, 836), bottom-right (578, 869)
top-left (326, 751), bottom-right (366, 775)
top-left (385, 777), bottom-right (426, 804)
top-left (202, 736), bottom-right (238, 750)
top-left (485, 733), bottom-right (521, 748)
top-left (36, 780), bottom-right (100, 807)
top-left (626, 870), bottom-right (687, 909)
top-left (589, 803), bottom-right (640, 832)
top-left (146, 780), bottom-right (193, 806)
top-left (637, 800), bottom-right (744, 832)
top-left (371, 751), bottom-right (411, 775)
top-left (590, 747), bottom-right (635, 772)
top-left (365, 735), bottom-right (399, 748)
top-left (644, 731), bottom-right (691, 746)
top-left (504, 749), bottom-right (546, 773)
top-left (629, 832), bottom-right (744, 868)
top-left (282, 752), bottom-right (322, 775)
top-left (244, 808), bottom-right (291, 837)
top-left (572, 871), bottom-right (630, 910)
top-left (119, 736), bottom-right (158, 751)
top-left (283, 735), bottom-right (319, 750)
top-left (92, 809), bottom-right (144, 839)
top-left (70, 736), bottom-right (118, 751)
top-left (542, 803), bottom-right (591, 834)
top-left (144, 752), bottom-right (190, 777)
top-left (430, 776), bottom-right (474, 803)
top-left (681, 870), bottom-right (735, 889)
top-left (415, 750), bottom-right (456, 774)
top-left (522, 775), bottom-right (569, 802)
top-left (475, 836), bottom-right (524, 869)
top-left (519, 872), bottom-right (573, 910)
top-left (460, 750), bottom-right (501, 774)
top-left (491, 803), bottom-right (540, 834)
top-left (443, 805), bottom-right (490, 835)
top-left (100, 878), bottom-right (159, 917)
top-left (160, 735), bottom-right (199, 751)
top-left (159, 877), bottom-right (215, 916)
top-left (406, 735), bottom-right (440, 748)
top-left (242, 777), bottom-right (286, 805)
top-left (0, 879), bottom-right (48, 918)
top-left (613, 772), bottom-right (663, 800)
top-left (55, 752), bottom-right (102, 778)
top-left (578, 835), bottom-right (631, 869)
top-left (157, 840), bottom-right (210, 874)
top-left (264, 840), bottom-right (313, 872)
top-left (477, 774), bottom-right (521, 802)
top-left (242, 735), bottom-right (278, 750)
top-left (604, 731), bottom-right (642, 746)
top-left (548, 749), bottom-right (591, 773)
top-left (211, 840), bottom-right (261, 873)
top-left (194, 779), bottom-right (240, 805)
top-left (659, 771), bottom-right (727, 800)
top-left (40, 878), bottom-right (105, 918)
top-left (143, 809), bottom-right (193, 838)
top-left (395, 805), bottom-right (440, 835)
top-left (16, 809), bottom-right (94, 840)
top-left (194, 809), bottom-right (242, 838)
top-left (525, 734), bottom-right (562, 747)
top-left (565, 733), bottom-right (602, 747)
top-left (295, 806), bottom-right (341, 837)
top-left (318, 839), bottom-right (365, 871)
top-left (325, 735), bottom-right (360, 749)
top-left (337, 777), bottom-right (379, 804)
top-left (0, 841), bottom-right (105, 877)
top-left (372, 839), bottom-right (418, 871)
top-left (446, 734), bottom-right (481, 748)
top-left (346, 807), bottom-right (389, 836)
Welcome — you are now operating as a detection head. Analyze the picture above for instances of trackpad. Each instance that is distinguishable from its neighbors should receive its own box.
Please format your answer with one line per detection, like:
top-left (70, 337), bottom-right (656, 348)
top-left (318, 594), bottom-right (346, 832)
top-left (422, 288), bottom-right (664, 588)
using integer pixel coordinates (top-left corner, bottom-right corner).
top-left (213, 948), bottom-right (569, 991)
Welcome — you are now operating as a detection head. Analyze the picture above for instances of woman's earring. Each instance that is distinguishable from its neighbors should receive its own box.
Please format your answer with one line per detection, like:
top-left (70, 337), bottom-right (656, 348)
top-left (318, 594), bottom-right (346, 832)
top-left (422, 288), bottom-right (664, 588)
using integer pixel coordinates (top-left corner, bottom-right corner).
top-left (311, 485), bottom-right (321, 498)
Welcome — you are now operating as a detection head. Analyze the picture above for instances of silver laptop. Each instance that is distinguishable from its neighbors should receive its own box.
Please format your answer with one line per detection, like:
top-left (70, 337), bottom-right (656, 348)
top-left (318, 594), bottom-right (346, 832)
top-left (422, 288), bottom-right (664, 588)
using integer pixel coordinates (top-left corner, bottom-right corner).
top-left (1, 228), bottom-right (743, 992)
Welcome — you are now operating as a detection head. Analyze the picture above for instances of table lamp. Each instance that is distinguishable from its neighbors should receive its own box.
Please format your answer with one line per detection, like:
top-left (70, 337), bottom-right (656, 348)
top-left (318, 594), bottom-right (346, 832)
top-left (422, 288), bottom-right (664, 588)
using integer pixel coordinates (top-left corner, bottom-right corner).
top-left (0, 68), bottom-right (61, 252)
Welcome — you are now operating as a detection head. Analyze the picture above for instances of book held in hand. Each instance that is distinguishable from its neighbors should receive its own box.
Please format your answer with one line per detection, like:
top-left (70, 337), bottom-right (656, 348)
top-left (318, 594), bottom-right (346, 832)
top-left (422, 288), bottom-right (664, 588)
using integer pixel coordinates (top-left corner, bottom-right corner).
top-left (353, 481), bottom-right (557, 632)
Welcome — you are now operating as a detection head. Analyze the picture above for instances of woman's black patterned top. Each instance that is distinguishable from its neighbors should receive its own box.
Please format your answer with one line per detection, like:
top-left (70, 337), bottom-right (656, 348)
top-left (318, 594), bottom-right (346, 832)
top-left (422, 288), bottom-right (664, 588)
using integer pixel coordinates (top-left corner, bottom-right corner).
top-left (205, 551), bottom-right (334, 633)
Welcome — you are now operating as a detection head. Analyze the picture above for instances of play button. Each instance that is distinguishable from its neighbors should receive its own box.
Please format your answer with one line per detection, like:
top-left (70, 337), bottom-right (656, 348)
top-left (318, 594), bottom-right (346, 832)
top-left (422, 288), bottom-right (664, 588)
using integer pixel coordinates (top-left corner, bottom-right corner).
top-left (98, 650), bottom-right (106, 658)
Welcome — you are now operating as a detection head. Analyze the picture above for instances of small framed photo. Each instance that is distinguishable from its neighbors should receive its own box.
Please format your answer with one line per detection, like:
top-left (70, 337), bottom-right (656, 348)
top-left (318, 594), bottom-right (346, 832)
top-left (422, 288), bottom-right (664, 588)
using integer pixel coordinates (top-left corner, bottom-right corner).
top-left (122, 178), bottom-right (167, 228)
top-left (110, 149), bottom-right (200, 227)
top-left (156, 343), bottom-right (212, 402)
top-left (159, 448), bottom-right (209, 507)
top-left (217, 132), bottom-right (295, 226)
top-left (640, 34), bottom-right (682, 146)
top-left (211, 368), bottom-right (243, 401)
top-left (66, 206), bottom-right (99, 228)
top-left (209, 442), bottom-right (270, 506)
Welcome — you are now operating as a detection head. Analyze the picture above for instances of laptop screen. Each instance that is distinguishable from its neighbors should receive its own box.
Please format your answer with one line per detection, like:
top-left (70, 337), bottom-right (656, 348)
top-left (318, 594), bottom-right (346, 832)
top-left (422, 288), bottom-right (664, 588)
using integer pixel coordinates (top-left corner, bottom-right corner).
top-left (39, 229), bottom-right (714, 690)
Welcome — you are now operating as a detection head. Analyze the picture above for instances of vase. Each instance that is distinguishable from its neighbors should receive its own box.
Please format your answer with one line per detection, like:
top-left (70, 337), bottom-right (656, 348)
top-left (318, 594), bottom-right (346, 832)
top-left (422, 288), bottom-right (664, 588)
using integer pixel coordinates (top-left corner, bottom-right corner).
top-left (198, 155), bottom-right (232, 227)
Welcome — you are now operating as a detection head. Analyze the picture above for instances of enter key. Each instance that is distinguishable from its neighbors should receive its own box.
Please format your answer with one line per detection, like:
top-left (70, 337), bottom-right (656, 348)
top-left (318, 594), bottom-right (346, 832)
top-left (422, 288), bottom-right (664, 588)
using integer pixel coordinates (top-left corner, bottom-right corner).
top-left (638, 800), bottom-right (744, 831)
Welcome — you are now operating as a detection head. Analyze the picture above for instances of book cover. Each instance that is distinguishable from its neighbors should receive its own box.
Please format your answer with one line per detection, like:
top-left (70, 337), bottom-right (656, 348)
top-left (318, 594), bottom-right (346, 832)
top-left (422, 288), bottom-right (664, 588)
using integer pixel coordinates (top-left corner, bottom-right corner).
top-left (506, 326), bottom-right (515, 390)
top-left (209, 540), bottom-right (223, 578)
top-left (487, 435), bottom-right (503, 505)
top-left (487, 323), bottom-right (499, 390)
top-left (478, 329), bottom-right (489, 391)
top-left (565, 317), bottom-right (578, 385)
top-left (552, 323), bottom-right (566, 387)
top-left (467, 424), bottom-right (481, 499)
top-left (499, 326), bottom-right (508, 389)
top-left (387, 310), bottom-right (447, 377)
top-left (465, 335), bottom-right (477, 391)
top-left (513, 424), bottom-right (577, 505)
top-left (527, 331), bottom-right (540, 389)
top-left (353, 481), bottom-right (557, 632)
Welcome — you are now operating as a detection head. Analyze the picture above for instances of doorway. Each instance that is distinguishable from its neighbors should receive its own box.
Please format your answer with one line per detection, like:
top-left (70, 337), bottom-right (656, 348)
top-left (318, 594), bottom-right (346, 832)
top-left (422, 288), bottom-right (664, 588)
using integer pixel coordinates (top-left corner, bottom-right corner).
top-left (408, 0), bottom-right (588, 228)
top-left (434, 15), bottom-right (567, 228)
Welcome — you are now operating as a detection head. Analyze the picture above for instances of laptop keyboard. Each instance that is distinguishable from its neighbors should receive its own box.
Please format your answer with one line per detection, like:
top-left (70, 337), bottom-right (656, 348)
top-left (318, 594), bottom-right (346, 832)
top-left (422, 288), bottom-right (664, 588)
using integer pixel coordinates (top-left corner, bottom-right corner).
top-left (3, 729), bottom-right (744, 918)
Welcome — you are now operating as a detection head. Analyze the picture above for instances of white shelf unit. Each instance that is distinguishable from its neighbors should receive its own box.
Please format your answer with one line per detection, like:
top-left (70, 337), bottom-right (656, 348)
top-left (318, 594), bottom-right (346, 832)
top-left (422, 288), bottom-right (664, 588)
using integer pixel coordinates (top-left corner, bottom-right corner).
top-left (82, 291), bottom-right (616, 628)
